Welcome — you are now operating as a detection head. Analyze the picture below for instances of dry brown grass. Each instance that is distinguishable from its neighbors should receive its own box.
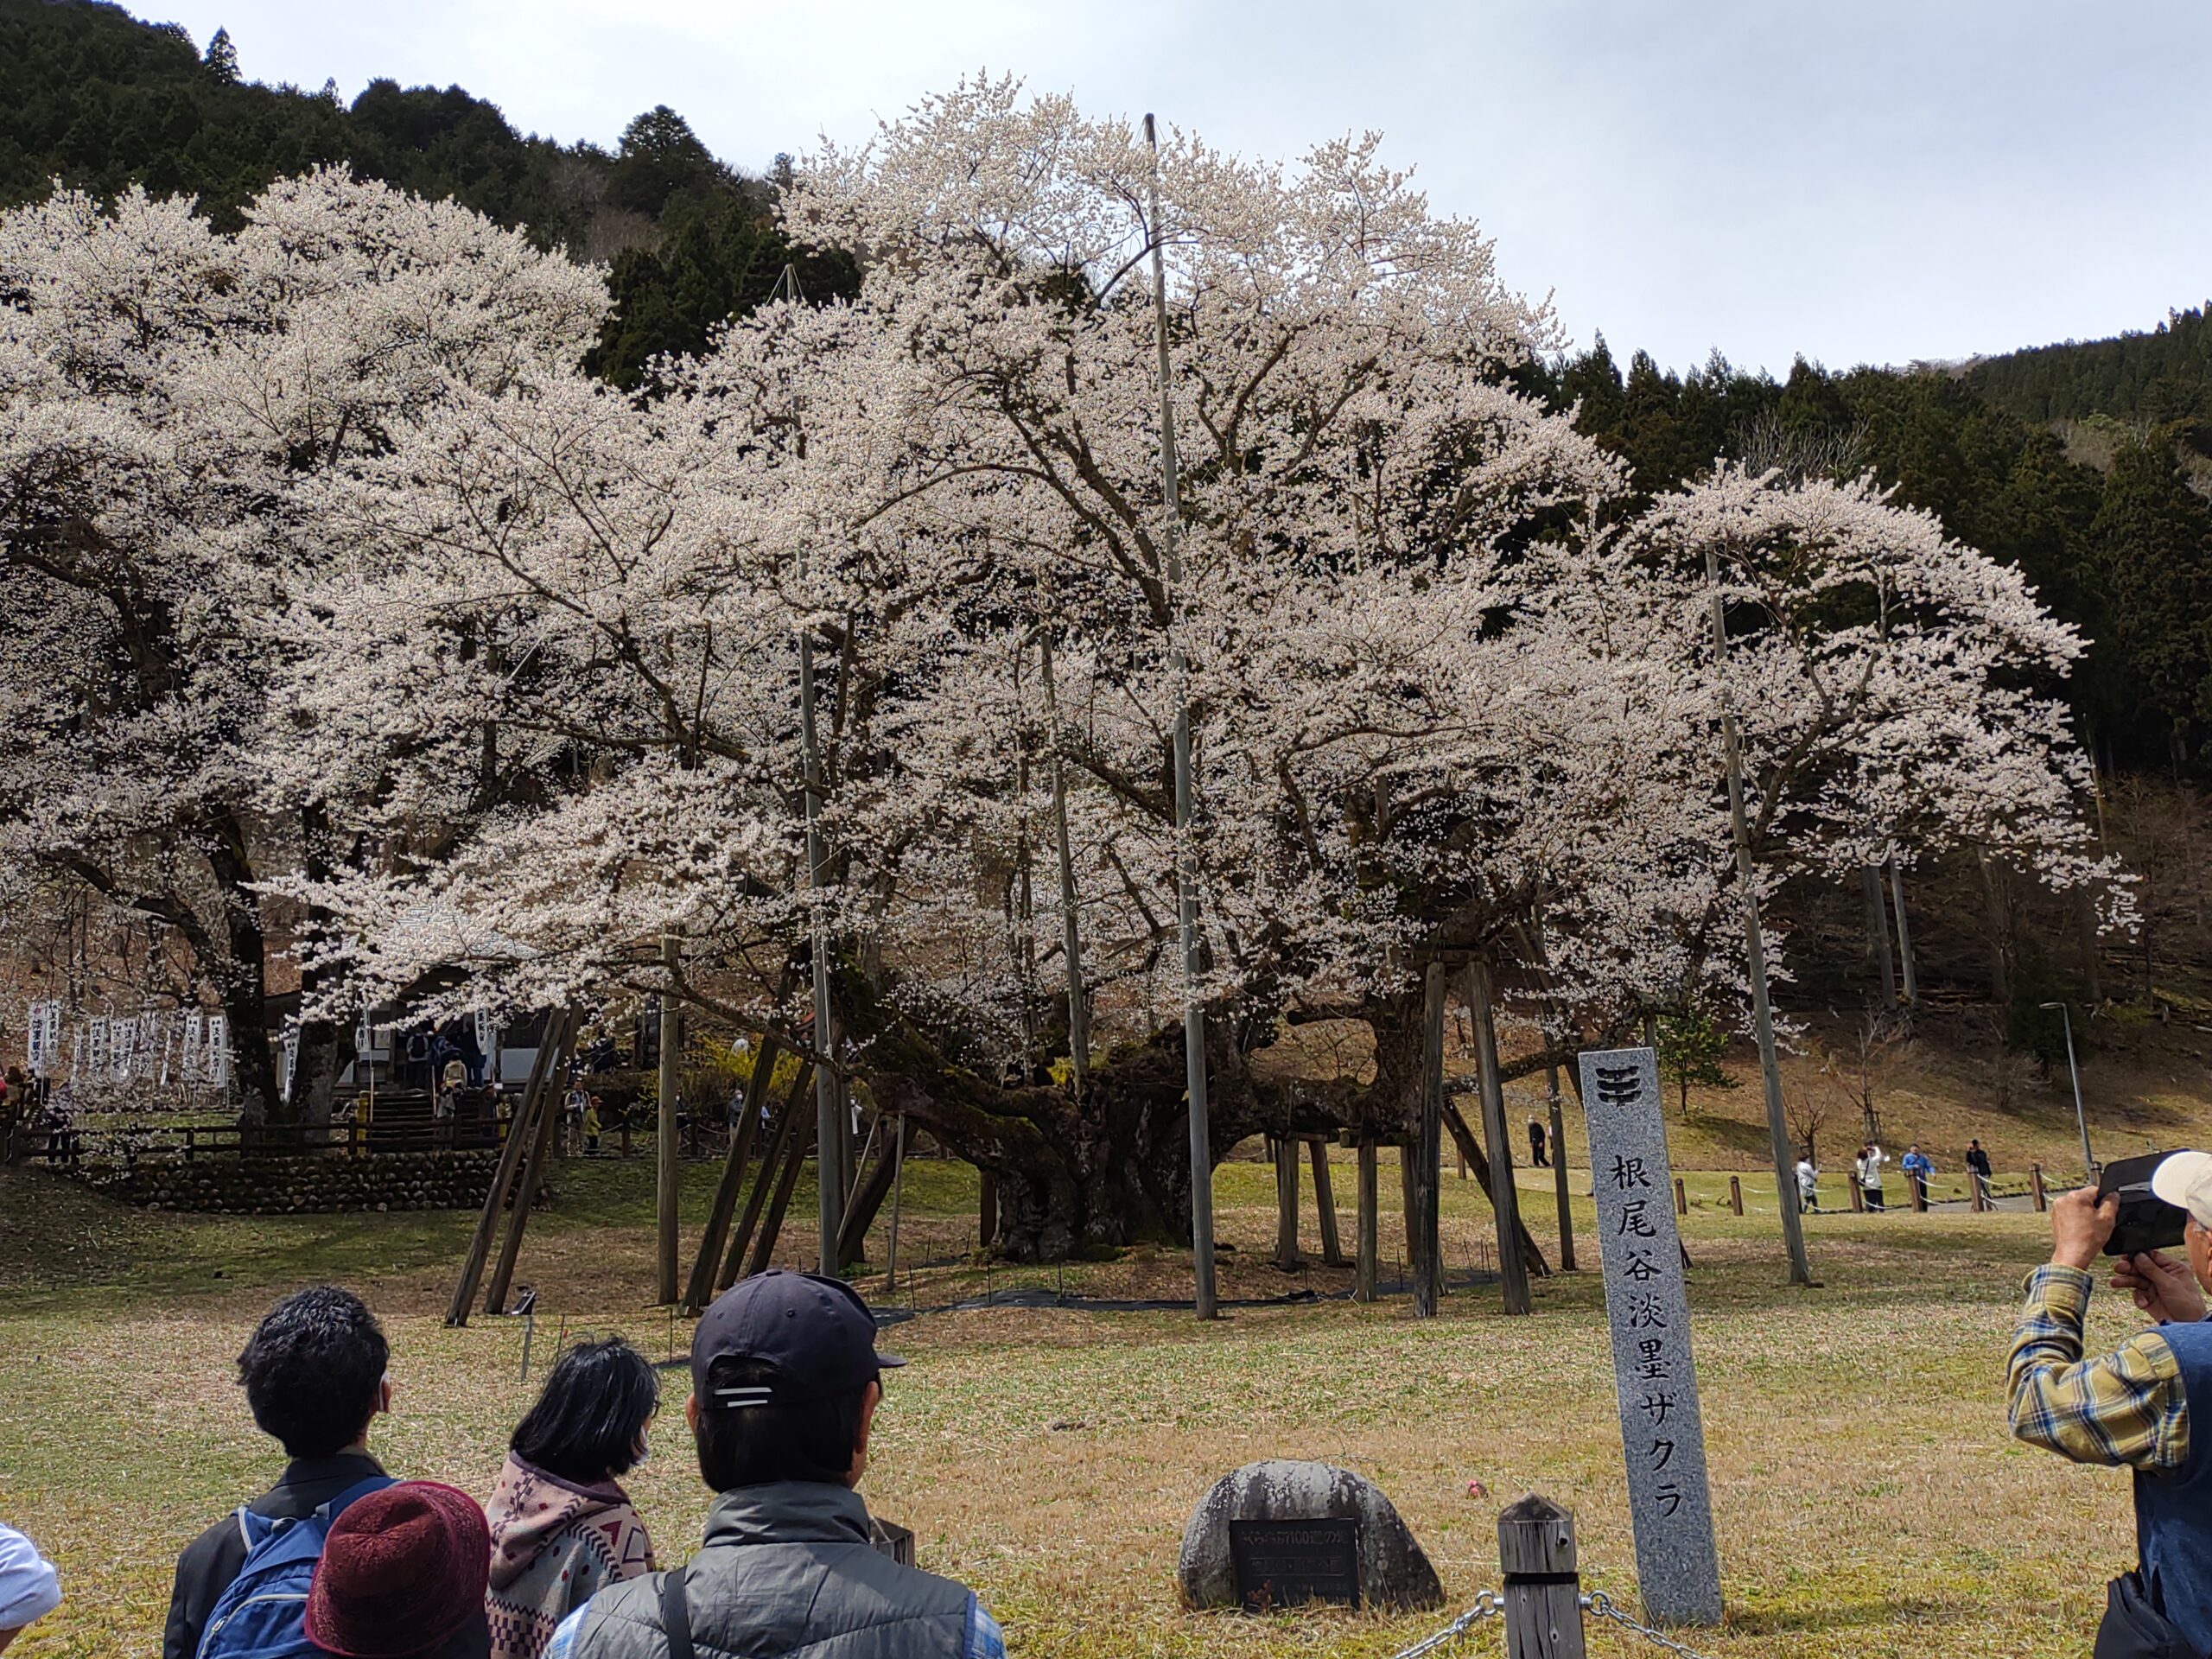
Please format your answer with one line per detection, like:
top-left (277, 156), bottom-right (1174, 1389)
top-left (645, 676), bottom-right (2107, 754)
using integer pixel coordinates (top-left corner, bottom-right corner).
top-left (0, 1142), bottom-right (2165, 1658)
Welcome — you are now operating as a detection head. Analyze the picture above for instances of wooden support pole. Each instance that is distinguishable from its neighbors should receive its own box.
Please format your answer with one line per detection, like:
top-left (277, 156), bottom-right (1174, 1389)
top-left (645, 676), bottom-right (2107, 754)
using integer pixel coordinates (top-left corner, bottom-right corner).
top-left (1498, 1494), bottom-right (1585, 1659)
top-left (1888, 857), bottom-right (1919, 1006)
top-left (1356, 1138), bottom-right (1379, 1303)
top-left (486, 1010), bottom-right (574, 1316)
top-left (1729, 1175), bottom-right (1744, 1217)
top-left (683, 1034), bottom-right (780, 1314)
top-left (720, 1063), bottom-right (814, 1293)
top-left (446, 1017), bottom-right (559, 1328)
top-left (1273, 1134), bottom-right (1304, 1268)
top-left (1548, 1075), bottom-right (1574, 1273)
top-left (2031, 1163), bottom-right (2047, 1211)
top-left (1468, 960), bottom-right (1532, 1315)
top-left (1308, 1139), bottom-right (1346, 1268)
top-left (1910, 1172), bottom-right (1928, 1213)
top-left (1675, 1176), bottom-right (1688, 1217)
top-left (1850, 1174), bottom-right (1865, 1213)
top-left (885, 1111), bottom-right (907, 1285)
top-left (1971, 1172), bottom-right (1987, 1213)
top-left (836, 1123), bottom-right (902, 1268)
top-left (1415, 962), bottom-right (1446, 1317)
top-left (746, 1118), bottom-right (812, 1278)
top-left (978, 1168), bottom-right (1000, 1251)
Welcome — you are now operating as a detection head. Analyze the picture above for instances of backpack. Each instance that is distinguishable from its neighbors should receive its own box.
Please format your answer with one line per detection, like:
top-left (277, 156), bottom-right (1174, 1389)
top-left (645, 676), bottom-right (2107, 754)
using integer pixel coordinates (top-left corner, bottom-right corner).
top-left (195, 1475), bottom-right (395, 1659)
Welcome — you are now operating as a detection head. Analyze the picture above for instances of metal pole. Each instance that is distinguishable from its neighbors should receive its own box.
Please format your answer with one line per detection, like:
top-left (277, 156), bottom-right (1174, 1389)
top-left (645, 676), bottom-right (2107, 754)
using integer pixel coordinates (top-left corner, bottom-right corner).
top-left (1039, 626), bottom-right (1090, 1103)
top-left (657, 936), bottom-right (681, 1305)
top-left (799, 613), bottom-right (844, 1274)
top-left (2044, 1001), bottom-right (2093, 1180)
top-left (1145, 111), bottom-right (1215, 1319)
top-left (1707, 543), bottom-right (1813, 1287)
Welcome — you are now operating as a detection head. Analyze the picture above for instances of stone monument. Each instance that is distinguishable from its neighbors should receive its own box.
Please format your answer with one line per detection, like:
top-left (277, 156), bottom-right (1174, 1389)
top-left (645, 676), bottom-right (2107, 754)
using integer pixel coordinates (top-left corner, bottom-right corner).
top-left (1177, 1459), bottom-right (1443, 1612)
top-left (1576, 1046), bottom-right (1724, 1627)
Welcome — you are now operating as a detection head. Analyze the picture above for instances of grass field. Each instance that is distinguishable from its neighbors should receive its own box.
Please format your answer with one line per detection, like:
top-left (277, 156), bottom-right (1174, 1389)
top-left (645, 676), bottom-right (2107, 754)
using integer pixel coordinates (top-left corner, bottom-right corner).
top-left (0, 1098), bottom-right (2177, 1659)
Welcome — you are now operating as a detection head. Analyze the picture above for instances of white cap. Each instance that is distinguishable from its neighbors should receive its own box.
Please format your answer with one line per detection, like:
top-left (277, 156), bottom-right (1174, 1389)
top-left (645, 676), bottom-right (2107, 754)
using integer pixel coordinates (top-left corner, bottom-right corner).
top-left (2149, 1151), bottom-right (2212, 1230)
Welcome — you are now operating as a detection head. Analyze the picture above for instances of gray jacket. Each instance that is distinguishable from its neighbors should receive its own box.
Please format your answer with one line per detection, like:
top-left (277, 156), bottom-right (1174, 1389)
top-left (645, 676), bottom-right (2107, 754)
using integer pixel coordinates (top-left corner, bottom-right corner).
top-left (569, 1483), bottom-right (980, 1659)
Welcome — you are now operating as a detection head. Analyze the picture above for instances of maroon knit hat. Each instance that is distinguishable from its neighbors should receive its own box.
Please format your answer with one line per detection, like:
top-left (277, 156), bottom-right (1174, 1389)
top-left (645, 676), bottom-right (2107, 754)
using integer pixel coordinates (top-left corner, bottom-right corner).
top-left (303, 1482), bottom-right (492, 1658)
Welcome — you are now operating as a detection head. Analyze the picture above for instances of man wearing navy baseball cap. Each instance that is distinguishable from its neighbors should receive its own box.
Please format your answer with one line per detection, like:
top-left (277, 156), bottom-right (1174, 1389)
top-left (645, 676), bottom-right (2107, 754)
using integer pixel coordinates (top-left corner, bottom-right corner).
top-left (547, 1271), bottom-right (1005, 1659)
top-left (2009, 1152), bottom-right (2212, 1656)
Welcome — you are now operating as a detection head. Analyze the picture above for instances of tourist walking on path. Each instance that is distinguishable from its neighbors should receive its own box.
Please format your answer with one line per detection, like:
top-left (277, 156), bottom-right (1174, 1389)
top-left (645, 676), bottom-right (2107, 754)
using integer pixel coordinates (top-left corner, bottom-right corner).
top-left (1854, 1143), bottom-right (1887, 1211)
top-left (1901, 1144), bottom-right (1934, 1208)
top-left (163, 1287), bottom-right (397, 1659)
top-left (306, 1481), bottom-right (493, 1659)
top-left (0, 1522), bottom-right (60, 1652)
top-left (2009, 1153), bottom-right (2212, 1655)
top-left (1796, 1153), bottom-right (1820, 1214)
top-left (1966, 1139), bottom-right (1993, 1204)
top-left (486, 1338), bottom-right (659, 1659)
top-left (1527, 1116), bottom-right (1548, 1168)
top-left (546, 1270), bottom-right (1007, 1658)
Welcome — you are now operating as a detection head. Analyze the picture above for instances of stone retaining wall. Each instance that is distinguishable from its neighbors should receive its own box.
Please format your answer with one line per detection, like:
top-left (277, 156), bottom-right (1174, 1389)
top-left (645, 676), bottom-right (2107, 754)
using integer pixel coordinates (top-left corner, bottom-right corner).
top-left (84, 1149), bottom-right (546, 1215)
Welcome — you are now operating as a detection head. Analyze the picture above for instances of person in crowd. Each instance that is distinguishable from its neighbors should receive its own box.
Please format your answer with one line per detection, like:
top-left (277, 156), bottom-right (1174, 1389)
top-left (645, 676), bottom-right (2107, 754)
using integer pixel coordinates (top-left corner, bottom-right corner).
top-left (564, 1085), bottom-right (589, 1157)
top-left (546, 1271), bottom-right (1006, 1659)
top-left (0, 1522), bottom-right (60, 1654)
top-left (305, 1482), bottom-right (493, 1659)
top-left (2008, 1153), bottom-right (2212, 1655)
top-left (1966, 1138), bottom-right (1994, 1204)
top-left (1796, 1151), bottom-right (1820, 1214)
top-left (164, 1287), bottom-right (396, 1659)
top-left (583, 1097), bottom-right (603, 1158)
top-left (486, 1338), bottom-right (659, 1659)
top-left (1854, 1142), bottom-right (1887, 1211)
top-left (1901, 1143), bottom-right (1934, 1207)
top-left (1526, 1116), bottom-right (1548, 1168)
top-left (0, 1067), bottom-right (22, 1165)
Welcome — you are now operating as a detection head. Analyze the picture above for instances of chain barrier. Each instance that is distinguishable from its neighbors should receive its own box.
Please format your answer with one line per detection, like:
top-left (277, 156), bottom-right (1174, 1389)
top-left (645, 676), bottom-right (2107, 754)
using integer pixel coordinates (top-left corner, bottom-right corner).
top-left (1382, 1590), bottom-right (1502, 1659)
top-left (1581, 1590), bottom-right (1720, 1659)
top-left (1376, 1584), bottom-right (1725, 1659)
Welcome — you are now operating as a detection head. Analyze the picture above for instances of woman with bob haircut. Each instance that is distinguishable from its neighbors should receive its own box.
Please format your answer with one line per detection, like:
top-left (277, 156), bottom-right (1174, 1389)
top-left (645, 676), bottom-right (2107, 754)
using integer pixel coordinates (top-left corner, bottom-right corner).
top-left (485, 1337), bottom-right (659, 1659)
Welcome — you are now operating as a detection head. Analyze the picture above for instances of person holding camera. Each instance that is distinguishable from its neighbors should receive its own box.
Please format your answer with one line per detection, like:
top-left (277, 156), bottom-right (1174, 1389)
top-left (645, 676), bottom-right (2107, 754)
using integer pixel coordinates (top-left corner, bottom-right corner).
top-left (2008, 1153), bottom-right (2212, 1656)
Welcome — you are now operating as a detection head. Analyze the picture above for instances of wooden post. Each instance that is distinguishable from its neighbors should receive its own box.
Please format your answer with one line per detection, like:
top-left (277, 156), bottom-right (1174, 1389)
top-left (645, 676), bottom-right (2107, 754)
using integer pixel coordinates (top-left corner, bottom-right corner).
top-left (1729, 1175), bottom-right (1743, 1216)
top-left (1498, 1494), bottom-right (1585, 1659)
top-left (1468, 960), bottom-right (1532, 1315)
top-left (486, 1010), bottom-right (574, 1316)
top-left (720, 1064), bottom-right (814, 1292)
top-left (885, 1111), bottom-right (907, 1285)
top-left (1308, 1139), bottom-right (1346, 1268)
top-left (836, 1128), bottom-right (902, 1268)
top-left (683, 1034), bottom-right (780, 1314)
top-left (2031, 1163), bottom-right (2047, 1211)
top-left (1273, 1135), bottom-right (1304, 1269)
top-left (1971, 1172), bottom-right (1987, 1213)
top-left (1548, 1078), bottom-right (1574, 1273)
top-left (1356, 1137), bottom-right (1379, 1303)
top-left (746, 1120), bottom-right (812, 1278)
top-left (1850, 1173), bottom-right (1865, 1212)
top-left (1414, 963), bottom-right (1446, 1316)
top-left (446, 1015), bottom-right (560, 1327)
top-left (1674, 1176), bottom-right (1688, 1217)
top-left (1888, 857), bottom-right (1919, 1006)
top-left (979, 1167), bottom-right (1000, 1251)
top-left (1910, 1172), bottom-right (1928, 1213)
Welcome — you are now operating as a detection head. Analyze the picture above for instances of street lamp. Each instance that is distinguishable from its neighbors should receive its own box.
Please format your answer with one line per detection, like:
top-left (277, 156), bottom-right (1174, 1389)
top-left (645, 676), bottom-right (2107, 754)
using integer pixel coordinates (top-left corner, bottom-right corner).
top-left (2040, 1001), bottom-right (2094, 1183)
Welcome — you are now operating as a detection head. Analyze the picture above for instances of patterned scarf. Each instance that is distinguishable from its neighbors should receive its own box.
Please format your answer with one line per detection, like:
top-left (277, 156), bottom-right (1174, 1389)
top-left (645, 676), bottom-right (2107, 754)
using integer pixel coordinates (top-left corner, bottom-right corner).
top-left (485, 1452), bottom-right (656, 1659)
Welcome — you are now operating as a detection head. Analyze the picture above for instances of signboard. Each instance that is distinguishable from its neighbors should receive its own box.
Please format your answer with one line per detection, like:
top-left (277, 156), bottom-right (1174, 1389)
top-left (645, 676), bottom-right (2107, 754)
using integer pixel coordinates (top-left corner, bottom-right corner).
top-left (1229, 1516), bottom-right (1361, 1612)
top-left (1577, 1046), bottom-right (1723, 1627)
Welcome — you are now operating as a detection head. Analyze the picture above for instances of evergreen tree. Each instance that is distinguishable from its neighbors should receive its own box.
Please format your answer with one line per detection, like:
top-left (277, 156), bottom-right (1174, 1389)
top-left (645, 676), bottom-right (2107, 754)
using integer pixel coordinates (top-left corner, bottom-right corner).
top-left (203, 25), bottom-right (238, 83)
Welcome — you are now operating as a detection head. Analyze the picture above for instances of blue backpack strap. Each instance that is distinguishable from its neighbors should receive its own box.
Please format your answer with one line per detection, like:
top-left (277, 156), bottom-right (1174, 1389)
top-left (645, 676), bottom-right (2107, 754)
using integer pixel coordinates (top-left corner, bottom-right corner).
top-left (315, 1474), bottom-right (397, 1523)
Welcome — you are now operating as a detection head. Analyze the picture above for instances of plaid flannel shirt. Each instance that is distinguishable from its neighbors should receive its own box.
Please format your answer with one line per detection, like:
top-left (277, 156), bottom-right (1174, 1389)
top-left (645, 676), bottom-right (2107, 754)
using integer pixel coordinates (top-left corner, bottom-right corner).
top-left (2007, 1263), bottom-right (2190, 1471)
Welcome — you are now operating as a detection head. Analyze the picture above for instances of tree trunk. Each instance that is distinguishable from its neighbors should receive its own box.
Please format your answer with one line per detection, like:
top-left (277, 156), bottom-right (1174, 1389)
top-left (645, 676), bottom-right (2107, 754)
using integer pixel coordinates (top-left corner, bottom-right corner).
top-left (1977, 850), bottom-right (2012, 1006)
top-left (1863, 864), bottom-right (1897, 1010)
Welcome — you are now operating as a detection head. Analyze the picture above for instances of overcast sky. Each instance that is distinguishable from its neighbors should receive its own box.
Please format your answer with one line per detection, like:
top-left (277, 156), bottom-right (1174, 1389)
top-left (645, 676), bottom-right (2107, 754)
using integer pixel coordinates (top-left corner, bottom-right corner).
top-left (144, 0), bottom-right (2209, 375)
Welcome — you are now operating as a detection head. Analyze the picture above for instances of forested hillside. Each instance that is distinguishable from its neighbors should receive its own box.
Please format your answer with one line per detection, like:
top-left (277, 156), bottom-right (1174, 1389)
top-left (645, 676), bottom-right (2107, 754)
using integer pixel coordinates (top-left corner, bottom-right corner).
top-left (1966, 305), bottom-right (2212, 441)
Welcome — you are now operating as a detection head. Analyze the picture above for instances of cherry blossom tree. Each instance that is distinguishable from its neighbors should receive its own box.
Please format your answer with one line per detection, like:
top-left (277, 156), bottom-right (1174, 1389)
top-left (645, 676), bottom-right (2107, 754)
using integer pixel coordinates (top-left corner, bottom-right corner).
top-left (0, 170), bottom-right (603, 1121)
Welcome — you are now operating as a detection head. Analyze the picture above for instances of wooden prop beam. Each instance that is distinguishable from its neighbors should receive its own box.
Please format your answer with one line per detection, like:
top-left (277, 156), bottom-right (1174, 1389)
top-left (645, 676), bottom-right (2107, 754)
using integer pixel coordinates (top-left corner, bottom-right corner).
top-left (683, 1034), bottom-right (780, 1315)
top-left (1308, 1138), bottom-right (1346, 1268)
top-left (445, 1014), bottom-right (561, 1328)
top-left (719, 1063), bottom-right (814, 1293)
top-left (485, 1009), bottom-right (575, 1316)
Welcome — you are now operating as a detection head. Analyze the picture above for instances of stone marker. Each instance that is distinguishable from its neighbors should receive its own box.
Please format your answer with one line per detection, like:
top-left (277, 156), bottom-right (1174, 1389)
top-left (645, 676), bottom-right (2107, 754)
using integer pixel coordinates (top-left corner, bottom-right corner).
top-left (1576, 1046), bottom-right (1724, 1628)
top-left (1178, 1459), bottom-right (1443, 1612)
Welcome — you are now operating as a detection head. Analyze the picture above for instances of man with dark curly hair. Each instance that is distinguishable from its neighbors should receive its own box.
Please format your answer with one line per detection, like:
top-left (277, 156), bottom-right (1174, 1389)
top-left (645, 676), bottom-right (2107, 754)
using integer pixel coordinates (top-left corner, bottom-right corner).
top-left (162, 1286), bottom-right (397, 1659)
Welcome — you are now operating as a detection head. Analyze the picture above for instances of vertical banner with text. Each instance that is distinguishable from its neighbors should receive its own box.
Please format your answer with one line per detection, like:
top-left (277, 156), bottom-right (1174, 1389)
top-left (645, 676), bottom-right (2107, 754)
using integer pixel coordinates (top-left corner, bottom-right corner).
top-left (1578, 1045), bottom-right (1723, 1627)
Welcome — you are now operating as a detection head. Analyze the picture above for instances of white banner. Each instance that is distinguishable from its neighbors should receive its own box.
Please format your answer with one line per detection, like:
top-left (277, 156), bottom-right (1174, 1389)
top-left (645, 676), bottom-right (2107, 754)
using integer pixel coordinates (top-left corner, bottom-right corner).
top-left (24, 1001), bottom-right (60, 1077)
